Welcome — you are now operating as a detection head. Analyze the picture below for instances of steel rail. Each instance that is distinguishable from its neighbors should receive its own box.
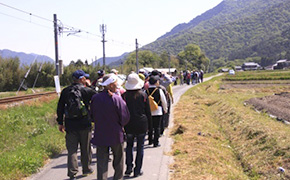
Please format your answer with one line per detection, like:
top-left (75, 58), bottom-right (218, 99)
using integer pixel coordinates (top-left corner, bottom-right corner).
top-left (0, 91), bottom-right (56, 104)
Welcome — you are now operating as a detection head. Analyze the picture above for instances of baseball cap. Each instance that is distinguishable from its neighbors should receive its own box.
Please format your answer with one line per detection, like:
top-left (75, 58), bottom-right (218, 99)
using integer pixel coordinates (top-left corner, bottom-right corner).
top-left (72, 69), bottom-right (89, 79)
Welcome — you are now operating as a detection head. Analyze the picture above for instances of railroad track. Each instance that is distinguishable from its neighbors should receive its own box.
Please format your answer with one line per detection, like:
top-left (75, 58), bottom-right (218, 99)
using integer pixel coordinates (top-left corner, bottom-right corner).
top-left (0, 91), bottom-right (56, 104)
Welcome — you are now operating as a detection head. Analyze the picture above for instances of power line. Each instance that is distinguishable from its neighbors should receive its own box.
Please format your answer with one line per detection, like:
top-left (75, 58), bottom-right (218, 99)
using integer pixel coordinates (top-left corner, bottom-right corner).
top-left (0, 2), bottom-right (136, 49)
top-left (0, 2), bottom-right (52, 22)
top-left (0, 11), bottom-right (52, 30)
top-left (0, 2), bottom-right (51, 22)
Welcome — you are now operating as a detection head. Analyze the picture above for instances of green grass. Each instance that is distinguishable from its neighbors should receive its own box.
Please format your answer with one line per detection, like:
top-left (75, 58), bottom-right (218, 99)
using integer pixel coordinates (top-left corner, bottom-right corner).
top-left (223, 70), bottom-right (290, 81)
top-left (0, 98), bottom-right (65, 180)
top-left (171, 75), bottom-right (290, 179)
top-left (204, 72), bottom-right (218, 78)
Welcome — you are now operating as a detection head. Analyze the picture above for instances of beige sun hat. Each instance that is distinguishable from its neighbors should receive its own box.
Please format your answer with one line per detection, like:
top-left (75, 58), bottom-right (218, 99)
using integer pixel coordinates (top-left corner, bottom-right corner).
top-left (125, 73), bottom-right (144, 90)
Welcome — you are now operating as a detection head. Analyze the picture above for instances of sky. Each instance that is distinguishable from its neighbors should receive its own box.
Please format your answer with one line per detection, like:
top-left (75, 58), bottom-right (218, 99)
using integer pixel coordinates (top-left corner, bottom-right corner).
top-left (0, 0), bottom-right (223, 65)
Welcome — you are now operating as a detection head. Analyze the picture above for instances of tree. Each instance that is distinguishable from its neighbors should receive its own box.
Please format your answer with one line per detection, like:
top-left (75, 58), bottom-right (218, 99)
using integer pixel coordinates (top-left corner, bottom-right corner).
top-left (123, 50), bottom-right (161, 74)
top-left (212, 59), bottom-right (226, 70)
top-left (0, 57), bottom-right (23, 91)
top-left (75, 59), bottom-right (84, 67)
top-left (177, 44), bottom-right (210, 71)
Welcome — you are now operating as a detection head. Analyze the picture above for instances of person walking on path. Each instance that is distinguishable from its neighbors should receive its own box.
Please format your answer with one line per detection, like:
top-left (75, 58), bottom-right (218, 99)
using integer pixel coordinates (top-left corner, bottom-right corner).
top-left (122, 73), bottom-right (152, 178)
top-left (146, 75), bottom-right (168, 147)
top-left (180, 71), bottom-right (184, 85)
top-left (150, 70), bottom-right (170, 137)
top-left (56, 69), bottom-right (97, 180)
top-left (90, 73), bottom-right (130, 180)
top-left (200, 69), bottom-right (204, 83)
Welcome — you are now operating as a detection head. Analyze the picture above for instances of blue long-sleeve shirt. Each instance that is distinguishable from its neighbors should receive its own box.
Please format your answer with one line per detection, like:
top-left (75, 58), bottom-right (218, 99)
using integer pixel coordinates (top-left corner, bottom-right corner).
top-left (90, 90), bottom-right (130, 146)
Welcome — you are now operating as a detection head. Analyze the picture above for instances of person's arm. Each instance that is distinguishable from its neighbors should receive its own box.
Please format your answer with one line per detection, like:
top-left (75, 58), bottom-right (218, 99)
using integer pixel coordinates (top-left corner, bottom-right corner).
top-left (167, 84), bottom-right (174, 104)
top-left (161, 74), bottom-right (173, 87)
top-left (115, 96), bottom-right (130, 126)
top-left (81, 86), bottom-right (97, 108)
top-left (144, 93), bottom-right (152, 131)
top-left (56, 90), bottom-right (66, 133)
top-left (159, 89), bottom-right (168, 114)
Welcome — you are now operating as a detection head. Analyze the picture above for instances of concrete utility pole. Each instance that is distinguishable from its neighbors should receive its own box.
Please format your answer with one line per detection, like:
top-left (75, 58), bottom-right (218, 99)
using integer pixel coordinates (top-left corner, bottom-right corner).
top-left (53, 14), bottom-right (59, 76)
top-left (136, 38), bottom-right (139, 73)
top-left (94, 56), bottom-right (97, 67)
top-left (100, 24), bottom-right (107, 69)
top-left (120, 60), bottom-right (123, 74)
top-left (168, 52), bottom-right (171, 74)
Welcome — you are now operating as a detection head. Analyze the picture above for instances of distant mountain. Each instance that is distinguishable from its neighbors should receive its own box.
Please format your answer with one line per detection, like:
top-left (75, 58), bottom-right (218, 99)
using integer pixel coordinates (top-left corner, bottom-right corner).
top-left (91, 52), bottom-right (129, 67)
top-left (144, 0), bottom-right (290, 65)
top-left (0, 49), bottom-right (54, 66)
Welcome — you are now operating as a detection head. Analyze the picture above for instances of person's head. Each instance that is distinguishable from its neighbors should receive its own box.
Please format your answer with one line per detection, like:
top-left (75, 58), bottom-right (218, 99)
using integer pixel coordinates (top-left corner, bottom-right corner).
top-left (125, 73), bottom-right (144, 90)
top-left (138, 68), bottom-right (145, 74)
top-left (138, 73), bottom-right (145, 81)
top-left (72, 69), bottom-right (89, 85)
top-left (97, 70), bottom-right (105, 77)
top-left (99, 73), bottom-right (119, 93)
top-left (110, 69), bottom-right (118, 75)
top-left (151, 69), bottom-right (161, 77)
top-left (149, 75), bottom-right (160, 85)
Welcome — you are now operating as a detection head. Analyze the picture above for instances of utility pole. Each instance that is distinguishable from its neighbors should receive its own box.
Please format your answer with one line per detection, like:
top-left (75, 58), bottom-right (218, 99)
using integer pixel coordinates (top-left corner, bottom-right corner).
top-left (120, 60), bottom-right (123, 74)
top-left (100, 24), bottom-right (107, 69)
top-left (95, 56), bottom-right (97, 67)
top-left (136, 38), bottom-right (139, 73)
top-left (32, 62), bottom-right (44, 89)
top-left (53, 14), bottom-right (59, 76)
top-left (168, 52), bottom-right (171, 75)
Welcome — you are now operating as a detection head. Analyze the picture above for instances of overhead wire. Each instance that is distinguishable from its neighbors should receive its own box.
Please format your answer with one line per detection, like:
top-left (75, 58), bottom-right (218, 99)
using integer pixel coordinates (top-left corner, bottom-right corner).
top-left (0, 11), bottom-right (52, 30)
top-left (0, 2), bottom-right (52, 22)
top-left (0, 2), bottom-right (137, 53)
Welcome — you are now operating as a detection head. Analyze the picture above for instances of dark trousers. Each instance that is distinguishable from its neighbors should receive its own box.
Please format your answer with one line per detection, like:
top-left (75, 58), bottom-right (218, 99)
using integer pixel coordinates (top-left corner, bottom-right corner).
top-left (148, 116), bottom-right (162, 146)
top-left (97, 143), bottom-right (124, 180)
top-left (125, 134), bottom-right (145, 174)
top-left (65, 129), bottom-right (92, 178)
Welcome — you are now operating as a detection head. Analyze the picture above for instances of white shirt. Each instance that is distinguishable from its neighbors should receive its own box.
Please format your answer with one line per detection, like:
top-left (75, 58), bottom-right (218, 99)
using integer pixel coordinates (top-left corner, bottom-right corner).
top-left (147, 85), bottom-right (168, 116)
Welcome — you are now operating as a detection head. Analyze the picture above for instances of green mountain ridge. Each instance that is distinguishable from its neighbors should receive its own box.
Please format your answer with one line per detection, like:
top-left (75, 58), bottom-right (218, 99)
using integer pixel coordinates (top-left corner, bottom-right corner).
top-left (144, 0), bottom-right (290, 66)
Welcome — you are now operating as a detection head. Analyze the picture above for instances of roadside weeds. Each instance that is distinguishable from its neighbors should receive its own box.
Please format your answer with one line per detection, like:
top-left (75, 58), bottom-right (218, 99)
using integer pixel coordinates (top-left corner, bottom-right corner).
top-left (171, 76), bottom-right (290, 180)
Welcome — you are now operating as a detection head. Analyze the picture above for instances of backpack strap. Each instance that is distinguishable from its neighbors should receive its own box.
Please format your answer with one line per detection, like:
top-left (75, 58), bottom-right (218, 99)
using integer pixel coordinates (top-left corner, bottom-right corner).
top-left (150, 88), bottom-right (158, 96)
top-left (148, 88), bottom-right (161, 105)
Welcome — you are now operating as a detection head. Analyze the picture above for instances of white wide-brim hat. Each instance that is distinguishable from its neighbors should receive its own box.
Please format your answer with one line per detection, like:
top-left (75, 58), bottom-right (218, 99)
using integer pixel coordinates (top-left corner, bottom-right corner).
top-left (125, 73), bottom-right (144, 90)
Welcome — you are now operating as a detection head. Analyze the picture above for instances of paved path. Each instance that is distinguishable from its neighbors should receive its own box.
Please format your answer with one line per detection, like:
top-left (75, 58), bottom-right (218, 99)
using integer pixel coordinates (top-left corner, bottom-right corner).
top-left (28, 74), bottom-right (221, 180)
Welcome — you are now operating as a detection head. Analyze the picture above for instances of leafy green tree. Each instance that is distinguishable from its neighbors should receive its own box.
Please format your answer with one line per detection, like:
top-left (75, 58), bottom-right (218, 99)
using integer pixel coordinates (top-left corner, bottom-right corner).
top-left (212, 58), bottom-right (226, 70)
top-left (75, 59), bottom-right (84, 67)
top-left (123, 50), bottom-right (161, 74)
top-left (0, 57), bottom-right (23, 91)
top-left (177, 44), bottom-right (210, 71)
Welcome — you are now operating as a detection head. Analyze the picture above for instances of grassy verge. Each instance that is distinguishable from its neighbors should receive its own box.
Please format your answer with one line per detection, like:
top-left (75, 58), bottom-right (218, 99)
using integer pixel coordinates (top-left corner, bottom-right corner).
top-left (171, 75), bottom-right (290, 179)
top-left (0, 98), bottom-right (65, 180)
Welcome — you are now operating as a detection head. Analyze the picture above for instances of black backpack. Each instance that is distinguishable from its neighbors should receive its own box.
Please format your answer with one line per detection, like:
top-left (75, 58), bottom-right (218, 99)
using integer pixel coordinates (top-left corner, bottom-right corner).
top-left (65, 85), bottom-right (88, 119)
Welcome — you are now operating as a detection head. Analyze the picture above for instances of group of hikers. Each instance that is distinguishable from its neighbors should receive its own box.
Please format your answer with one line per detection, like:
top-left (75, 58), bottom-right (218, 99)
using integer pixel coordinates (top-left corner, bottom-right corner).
top-left (56, 68), bottom-right (174, 180)
top-left (179, 70), bottom-right (204, 85)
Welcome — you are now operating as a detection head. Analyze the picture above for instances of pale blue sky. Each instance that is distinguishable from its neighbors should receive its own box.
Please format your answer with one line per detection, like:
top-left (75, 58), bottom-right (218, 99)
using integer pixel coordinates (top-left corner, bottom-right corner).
top-left (0, 0), bottom-right (223, 65)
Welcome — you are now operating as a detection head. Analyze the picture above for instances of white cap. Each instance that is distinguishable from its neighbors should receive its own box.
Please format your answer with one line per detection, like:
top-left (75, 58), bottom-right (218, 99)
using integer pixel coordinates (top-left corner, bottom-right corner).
top-left (99, 74), bottom-right (118, 86)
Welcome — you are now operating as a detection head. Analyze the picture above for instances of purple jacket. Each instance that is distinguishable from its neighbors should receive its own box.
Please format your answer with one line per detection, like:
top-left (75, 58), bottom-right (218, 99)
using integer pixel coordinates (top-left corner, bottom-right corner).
top-left (90, 90), bottom-right (130, 146)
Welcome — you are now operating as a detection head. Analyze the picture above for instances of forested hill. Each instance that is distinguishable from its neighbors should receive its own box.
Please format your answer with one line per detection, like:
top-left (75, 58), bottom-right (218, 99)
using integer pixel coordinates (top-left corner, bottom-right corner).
top-left (144, 0), bottom-right (290, 66)
top-left (0, 49), bottom-right (54, 66)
